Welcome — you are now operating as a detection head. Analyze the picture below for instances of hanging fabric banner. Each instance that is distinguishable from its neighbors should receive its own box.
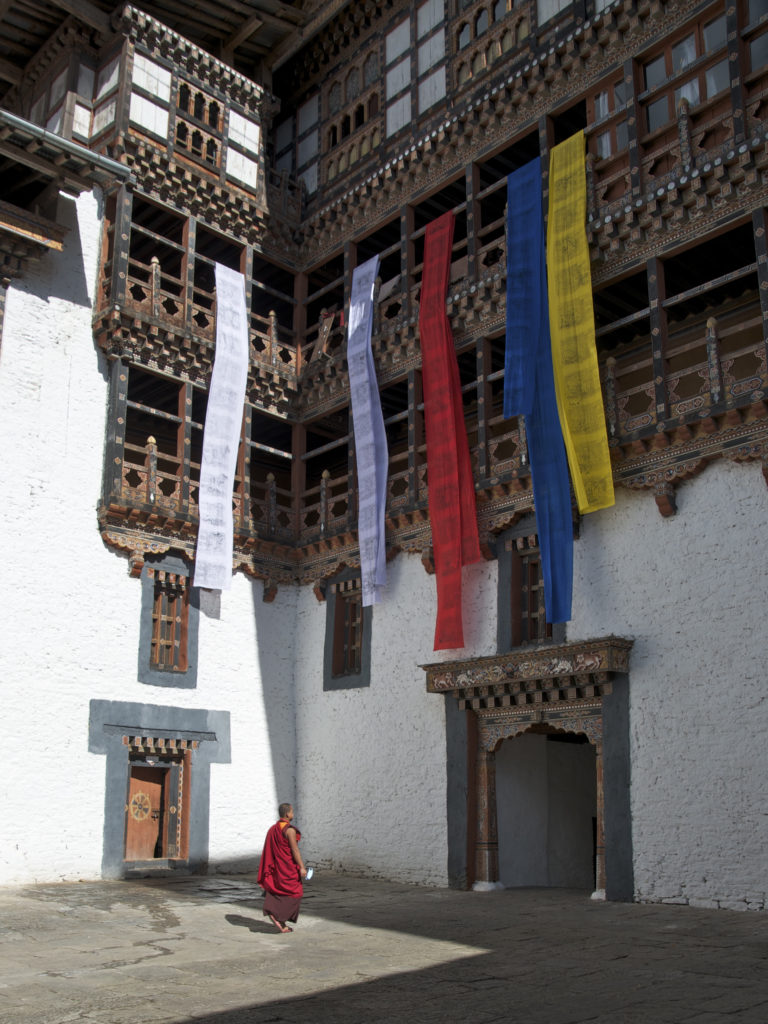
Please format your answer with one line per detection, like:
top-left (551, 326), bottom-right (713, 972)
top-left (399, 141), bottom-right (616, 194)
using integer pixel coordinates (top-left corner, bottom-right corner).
top-left (193, 263), bottom-right (249, 590)
top-left (419, 211), bottom-right (483, 650)
top-left (547, 131), bottom-right (614, 514)
top-left (348, 254), bottom-right (389, 606)
top-left (504, 157), bottom-right (573, 623)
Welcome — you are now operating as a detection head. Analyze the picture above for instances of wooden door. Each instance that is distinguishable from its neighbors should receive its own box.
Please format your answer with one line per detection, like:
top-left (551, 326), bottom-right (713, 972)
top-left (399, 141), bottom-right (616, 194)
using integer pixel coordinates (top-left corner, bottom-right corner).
top-left (125, 766), bottom-right (166, 860)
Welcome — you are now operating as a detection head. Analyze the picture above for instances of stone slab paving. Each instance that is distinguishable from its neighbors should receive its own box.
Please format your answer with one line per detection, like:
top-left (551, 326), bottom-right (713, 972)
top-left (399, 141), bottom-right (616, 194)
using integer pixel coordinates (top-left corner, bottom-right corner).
top-left (0, 873), bottom-right (767, 1024)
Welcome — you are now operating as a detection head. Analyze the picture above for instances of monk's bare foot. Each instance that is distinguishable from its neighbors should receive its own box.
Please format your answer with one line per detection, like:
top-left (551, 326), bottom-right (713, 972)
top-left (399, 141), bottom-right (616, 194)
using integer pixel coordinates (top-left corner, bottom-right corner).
top-left (268, 913), bottom-right (290, 934)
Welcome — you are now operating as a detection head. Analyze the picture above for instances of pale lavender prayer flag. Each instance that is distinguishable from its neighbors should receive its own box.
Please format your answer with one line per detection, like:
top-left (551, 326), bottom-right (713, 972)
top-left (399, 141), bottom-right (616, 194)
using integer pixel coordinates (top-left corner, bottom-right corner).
top-left (193, 264), bottom-right (249, 590)
top-left (348, 255), bottom-right (388, 606)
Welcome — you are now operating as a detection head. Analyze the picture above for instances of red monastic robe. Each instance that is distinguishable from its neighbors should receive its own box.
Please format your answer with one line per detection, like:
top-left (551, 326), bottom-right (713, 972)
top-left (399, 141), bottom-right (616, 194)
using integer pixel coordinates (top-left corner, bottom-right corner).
top-left (257, 820), bottom-right (303, 898)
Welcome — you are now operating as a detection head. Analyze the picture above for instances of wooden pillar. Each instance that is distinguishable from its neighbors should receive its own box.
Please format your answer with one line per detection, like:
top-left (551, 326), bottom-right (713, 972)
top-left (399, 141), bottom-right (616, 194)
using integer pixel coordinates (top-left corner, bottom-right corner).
top-left (752, 208), bottom-right (768, 375)
top-left (111, 183), bottom-right (133, 308)
top-left (408, 369), bottom-right (423, 506)
top-left (476, 337), bottom-right (491, 481)
top-left (103, 357), bottom-right (128, 505)
top-left (179, 381), bottom-right (193, 512)
top-left (183, 216), bottom-right (197, 331)
top-left (294, 272), bottom-right (308, 376)
top-left (647, 257), bottom-right (669, 425)
top-left (624, 59), bottom-right (643, 199)
top-left (475, 745), bottom-right (499, 884)
top-left (465, 163), bottom-right (479, 283)
top-left (291, 421), bottom-right (306, 541)
top-left (726, 3), bottom-right (746, 143)
top-left (402, 205), bottom-right (413, 319)
top-left (594, 741), bottom-right (606, 893)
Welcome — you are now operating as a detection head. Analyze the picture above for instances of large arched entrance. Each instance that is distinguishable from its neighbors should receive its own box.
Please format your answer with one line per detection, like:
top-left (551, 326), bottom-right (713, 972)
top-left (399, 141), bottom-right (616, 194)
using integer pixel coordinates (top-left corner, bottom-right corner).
top-left (496, 726), bottom-right (596, 889)
top-left (425, 636), bottom-right (634, 900)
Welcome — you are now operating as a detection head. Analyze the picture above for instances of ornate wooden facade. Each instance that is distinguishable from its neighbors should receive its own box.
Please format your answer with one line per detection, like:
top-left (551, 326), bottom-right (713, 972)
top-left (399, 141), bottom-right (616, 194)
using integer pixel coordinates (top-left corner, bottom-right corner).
top-left (1, 0), bottom-right (766, 591)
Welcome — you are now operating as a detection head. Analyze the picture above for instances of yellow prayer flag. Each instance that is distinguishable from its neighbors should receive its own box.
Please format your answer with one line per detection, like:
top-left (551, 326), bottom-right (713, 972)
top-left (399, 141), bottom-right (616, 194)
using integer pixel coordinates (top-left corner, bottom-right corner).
top-left (547, 132), bottom-right (615, 514)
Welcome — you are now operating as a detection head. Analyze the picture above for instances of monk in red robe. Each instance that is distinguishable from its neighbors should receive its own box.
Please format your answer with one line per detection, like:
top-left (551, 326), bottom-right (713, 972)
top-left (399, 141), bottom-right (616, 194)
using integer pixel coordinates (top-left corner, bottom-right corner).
top-left (257, 802), bottom-right (307, 933)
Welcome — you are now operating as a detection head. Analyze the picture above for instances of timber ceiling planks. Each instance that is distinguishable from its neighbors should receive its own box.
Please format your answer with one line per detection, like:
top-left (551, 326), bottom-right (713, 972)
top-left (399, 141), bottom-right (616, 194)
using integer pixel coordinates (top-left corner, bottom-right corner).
top-left (0, 0), bottom-right (333, 104)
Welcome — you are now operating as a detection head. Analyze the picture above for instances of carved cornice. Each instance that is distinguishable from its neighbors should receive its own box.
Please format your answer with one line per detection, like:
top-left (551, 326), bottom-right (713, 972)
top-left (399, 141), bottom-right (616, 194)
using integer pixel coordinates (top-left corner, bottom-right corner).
top-left (423, 636), bottom-right (633, 695)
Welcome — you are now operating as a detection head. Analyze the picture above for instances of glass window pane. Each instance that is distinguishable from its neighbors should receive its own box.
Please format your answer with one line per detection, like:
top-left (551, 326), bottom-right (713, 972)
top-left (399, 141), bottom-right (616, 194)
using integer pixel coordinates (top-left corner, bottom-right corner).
top-left (77, 65), bottom-right (95, 100)
top-left (297, 127), bottom-right (318, 166)
top-left (537, 0), bottom-right (568, 26)
top-left (476, 9), bottom-right (489, 33)
top-left (748, 0), bottom-right (768, 25)
top-left (675, 78), bottom-right (700, 108)
top-left (595, 90), bottom-right (610, 120)
top-left (458, 22), bottom-right (470, 48)
top-left (418, 66), bottom-right (446, 112)
top-left (386, 56), bottom-right (411, 99)
top-left (647, 95), bottom-right (670, 132)
top-left (418, 27), bottom-right (445, 74)
top-left (417, 0), bottom-right (443, 38)
top-left (614, 78), bottom-right (627, 107)
top-left (672, 33), bottom-right (696, 73)
top-left (703, 15), bottom-right (726, 52)
top-left (616, 119), bottom-right (628, 151)
top-left (750, 32), bottom-right (768, 71)
top-left (494, 0), bottom-right (508, 19)
top-left (298, 95), bottom-right (319, 134)
top-left (705, 59), bottom-right (729, 97)
top-left (386, 19), bottom-right (410, 63)
top-left (596, 130), bottom-right (612, 159)
top-left (49, 68), bottom-right (68, 108)
top-left (644, 54), bottom-right (666, 91)
top-left (386, 93), bottom-right (411, 136)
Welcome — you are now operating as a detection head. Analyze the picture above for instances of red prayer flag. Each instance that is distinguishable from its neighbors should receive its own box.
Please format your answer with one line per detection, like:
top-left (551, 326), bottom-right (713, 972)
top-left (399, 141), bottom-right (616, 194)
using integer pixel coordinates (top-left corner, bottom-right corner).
top-left (419, 211), bottom-right (483, 650)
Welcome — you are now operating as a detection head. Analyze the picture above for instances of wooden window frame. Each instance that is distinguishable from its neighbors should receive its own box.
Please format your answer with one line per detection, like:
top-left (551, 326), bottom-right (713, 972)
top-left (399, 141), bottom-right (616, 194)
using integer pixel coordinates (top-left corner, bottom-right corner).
top-left (323, 571), bottom-right (372, 690)
top-left (638, 12), bottom-right (729, 139)
top-left (138, 553), bottom-right (199, 688)
top-left (496, 519), bottom-right (565, 653)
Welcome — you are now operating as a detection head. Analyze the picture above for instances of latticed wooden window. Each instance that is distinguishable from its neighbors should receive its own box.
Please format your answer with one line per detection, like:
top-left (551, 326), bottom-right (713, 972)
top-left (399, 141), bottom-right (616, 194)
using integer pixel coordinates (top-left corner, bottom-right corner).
top-left (150, 569), bottom-right (190, 671)
top-left (508, 535), bottom-right (552, 646)
top-left (331, 577), bottom-right (363, 676)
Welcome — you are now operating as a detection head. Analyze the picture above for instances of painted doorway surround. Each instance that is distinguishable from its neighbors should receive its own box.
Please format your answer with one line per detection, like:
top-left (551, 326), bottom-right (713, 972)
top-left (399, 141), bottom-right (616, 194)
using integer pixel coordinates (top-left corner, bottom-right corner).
top-left (424, 636), bottom-right (634, 900)
top-left (89, 699), bottom-right (231, 879)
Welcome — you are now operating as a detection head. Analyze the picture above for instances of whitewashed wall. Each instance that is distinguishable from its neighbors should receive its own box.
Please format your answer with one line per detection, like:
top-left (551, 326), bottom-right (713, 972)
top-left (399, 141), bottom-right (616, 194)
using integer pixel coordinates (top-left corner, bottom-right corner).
top-left (1, 191), bottom-right (765, 906)
top-left (294, 460), bottom-right (768, 907)
top-left (0, 191), bottom-right (296, 883)
top-left (569, 460), bottom-right (768, 910)
top-left (293, 554), bottom-right (496, 885)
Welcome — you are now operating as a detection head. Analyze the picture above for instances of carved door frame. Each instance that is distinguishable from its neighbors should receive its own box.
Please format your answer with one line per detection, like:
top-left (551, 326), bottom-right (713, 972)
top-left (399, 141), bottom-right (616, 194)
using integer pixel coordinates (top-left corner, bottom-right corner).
top-left (424, 636), bottom-right (633, 900)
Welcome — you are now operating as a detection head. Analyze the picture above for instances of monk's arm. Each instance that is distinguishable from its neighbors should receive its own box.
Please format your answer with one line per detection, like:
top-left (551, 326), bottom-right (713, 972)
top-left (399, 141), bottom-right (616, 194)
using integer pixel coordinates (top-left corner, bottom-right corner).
top-left (285, 828), bottom-right (307, 878)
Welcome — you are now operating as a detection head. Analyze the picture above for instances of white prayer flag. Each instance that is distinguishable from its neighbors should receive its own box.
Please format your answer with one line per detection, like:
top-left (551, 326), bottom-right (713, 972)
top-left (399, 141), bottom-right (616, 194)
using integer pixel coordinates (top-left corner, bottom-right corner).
top-left (194, 264), bottom-right (249, 590)
top-left (348, 255), bottom-right (389, 606)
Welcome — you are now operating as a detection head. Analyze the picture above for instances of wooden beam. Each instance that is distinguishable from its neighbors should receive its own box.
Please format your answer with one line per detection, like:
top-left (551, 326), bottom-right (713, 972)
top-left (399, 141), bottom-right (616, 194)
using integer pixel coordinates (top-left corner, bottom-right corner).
top-left (47, 0), bottom-right (111, 35)
top-left (0, 58), bottom-right (21, 86)
top-left (221, 13), bottom-right (263, 61)
top-left (0, 140), bottom-right (91, 192)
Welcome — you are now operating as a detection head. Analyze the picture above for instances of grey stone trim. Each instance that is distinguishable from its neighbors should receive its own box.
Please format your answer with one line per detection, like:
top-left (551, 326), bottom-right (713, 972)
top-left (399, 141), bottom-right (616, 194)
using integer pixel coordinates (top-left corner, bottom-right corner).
top-left (88, 699), bottom-right (231, 879)
top-left (602, 673), bottom-right (634, 901)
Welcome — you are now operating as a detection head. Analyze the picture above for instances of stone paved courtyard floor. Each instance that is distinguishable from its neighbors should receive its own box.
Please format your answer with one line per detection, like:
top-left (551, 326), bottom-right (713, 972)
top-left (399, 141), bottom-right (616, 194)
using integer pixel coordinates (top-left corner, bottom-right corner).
top-left (1, 872), bottom-right (767, 1024)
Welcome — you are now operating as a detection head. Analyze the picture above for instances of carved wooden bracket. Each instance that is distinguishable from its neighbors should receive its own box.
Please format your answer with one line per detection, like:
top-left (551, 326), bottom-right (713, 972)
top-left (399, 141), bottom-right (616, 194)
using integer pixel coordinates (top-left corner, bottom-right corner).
top-left (654, 481), bottom-right (677, 517)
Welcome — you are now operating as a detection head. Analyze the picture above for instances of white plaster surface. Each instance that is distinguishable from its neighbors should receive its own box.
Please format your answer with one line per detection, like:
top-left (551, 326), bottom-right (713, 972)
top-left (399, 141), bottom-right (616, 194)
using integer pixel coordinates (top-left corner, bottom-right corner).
top-left (293, 554), bottom-right (496, 886)
top-left (568, 460), bottom-right (768, 910)
top-left (0, 192), bottom-right (295, 883)
top-left (1, 194), bottom-right (766, 907)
